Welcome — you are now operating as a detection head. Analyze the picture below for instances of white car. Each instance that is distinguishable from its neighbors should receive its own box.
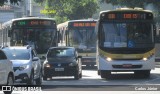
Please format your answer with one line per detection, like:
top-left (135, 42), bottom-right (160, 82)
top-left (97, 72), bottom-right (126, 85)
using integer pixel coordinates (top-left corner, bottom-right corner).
top-left (0, 49), bottom-right (14, 85)
top-left (2, 46), bottom-right (42, 85)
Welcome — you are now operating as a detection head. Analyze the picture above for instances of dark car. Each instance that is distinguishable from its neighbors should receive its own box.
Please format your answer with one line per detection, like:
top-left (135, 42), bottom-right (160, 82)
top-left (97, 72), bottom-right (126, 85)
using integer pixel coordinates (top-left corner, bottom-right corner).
top-left (43, 47), bottom-right (82, 80)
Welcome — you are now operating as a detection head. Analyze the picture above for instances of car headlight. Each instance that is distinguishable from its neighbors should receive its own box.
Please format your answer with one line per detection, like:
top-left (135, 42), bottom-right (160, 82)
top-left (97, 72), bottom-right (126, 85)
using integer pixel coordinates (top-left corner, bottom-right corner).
top-left (44, 64), bottom-right (51, 68)
top-left (19, 64), bottom-right (30, 71)
top-left (44, 60), bottom-right (51, 68)
top-left (69, 62), bottom-right (77, 66)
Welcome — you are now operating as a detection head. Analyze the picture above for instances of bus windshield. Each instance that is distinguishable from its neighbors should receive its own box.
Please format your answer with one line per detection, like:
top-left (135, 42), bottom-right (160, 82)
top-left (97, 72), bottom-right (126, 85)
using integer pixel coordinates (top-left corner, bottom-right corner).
top-left (11, 28), bottom-right (56, 53)
top-left (68, 28), bottom-right (96, 50)
top-left (100, 22), bottom-right (154, 48)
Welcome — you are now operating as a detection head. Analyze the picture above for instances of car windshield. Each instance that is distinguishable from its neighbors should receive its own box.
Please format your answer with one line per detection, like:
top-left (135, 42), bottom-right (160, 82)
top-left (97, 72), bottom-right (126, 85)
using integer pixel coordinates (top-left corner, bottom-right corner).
top-left (3, 49), bottom-right (30, 60)
top-left (47, 48), bottom-right (74, 58)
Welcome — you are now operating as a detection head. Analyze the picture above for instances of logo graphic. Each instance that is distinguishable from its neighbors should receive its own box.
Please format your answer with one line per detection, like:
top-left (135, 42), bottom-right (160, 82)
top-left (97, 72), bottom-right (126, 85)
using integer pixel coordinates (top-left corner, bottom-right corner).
top-left (128, 40), bottom-right (135, 48)
top-left (2, 86), bottom-right (12, 91)
top-left (2, 86), bottom-right (42, 91)
top-left (58, 64), bottom-right (61, 67)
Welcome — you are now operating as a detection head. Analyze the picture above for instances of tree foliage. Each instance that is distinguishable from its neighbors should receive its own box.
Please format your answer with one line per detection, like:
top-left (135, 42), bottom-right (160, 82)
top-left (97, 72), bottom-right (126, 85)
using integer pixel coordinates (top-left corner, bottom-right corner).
top-left (101, 0), bottom-right (160, 8)
top-left (0, 0), bottom-right (21, 6)
top-left (34, 0), bottom-right (99, 24)
top-left (101, 0), bottom-right (160, 22)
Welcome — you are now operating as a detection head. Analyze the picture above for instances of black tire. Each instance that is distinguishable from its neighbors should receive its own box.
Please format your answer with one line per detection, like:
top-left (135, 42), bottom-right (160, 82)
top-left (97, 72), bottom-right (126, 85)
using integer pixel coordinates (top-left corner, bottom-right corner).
top-left (134, 70), bottom-right (150, 78)
top-left (3, 91), bottom-right (12, 94)
top-left (7, 74), bottom-right (14, 85)
top-left (79, 72), bottom-right (82, 78)
top-left (27, 71), bottom-right (34, 85)
top-left (74, 72), bottom-right (79, 80)
top-left (43, 76), bottom-right (48, 81)
top-left (100, 70), bottom-right (106, 78)
top-left (100, 70), bottom-right (111, 79)
top-left (144, 70), bottom-right (151, 78)
top-left (97, 70), bottom-right (100, 75)
top-left (3, 74), bottom-right (14, 94)
top-left (35, 72), bottom-right (42, 85)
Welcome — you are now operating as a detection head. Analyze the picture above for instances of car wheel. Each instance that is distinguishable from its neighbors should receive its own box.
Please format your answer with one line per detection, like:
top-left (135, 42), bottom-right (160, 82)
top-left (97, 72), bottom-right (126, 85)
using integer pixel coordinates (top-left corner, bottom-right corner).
top-left (27, 71), bottom-right (34, 85)
top-left (7, 74), bottom-right (14, 85)
top-left (3, 91), bottom-right (12, 94)
top-left (3, 74), bottom-right (14, 94)
top-left (43, 76), bottom-right (48, 81)
top-left (97, 70), bottom-right (100, 75)
top-left (35, 72), bottom-right (42, 85)
top-left (74, 72), bottom-right (79, 80)
top-left (79, 72), bottom-right (82, 78)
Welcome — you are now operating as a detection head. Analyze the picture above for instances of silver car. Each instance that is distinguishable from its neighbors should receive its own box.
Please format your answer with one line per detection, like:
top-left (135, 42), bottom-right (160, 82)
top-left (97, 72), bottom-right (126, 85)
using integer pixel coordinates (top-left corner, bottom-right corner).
top-left (0, 49), bottom-right (14, 85)
top-left (2, 46), bottom-right (42, 85)
top-left (0, 49), bottom-right (14, 94)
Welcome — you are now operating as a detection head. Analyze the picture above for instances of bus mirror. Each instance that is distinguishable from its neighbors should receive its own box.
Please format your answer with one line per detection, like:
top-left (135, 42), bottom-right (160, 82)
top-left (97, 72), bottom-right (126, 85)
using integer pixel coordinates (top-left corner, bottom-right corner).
top-left (8, 30), bottom-right (11, 37)
top-left (41, 56), bottom-right (46, 59)
top-left (78, 56), bottom-right (82, 58)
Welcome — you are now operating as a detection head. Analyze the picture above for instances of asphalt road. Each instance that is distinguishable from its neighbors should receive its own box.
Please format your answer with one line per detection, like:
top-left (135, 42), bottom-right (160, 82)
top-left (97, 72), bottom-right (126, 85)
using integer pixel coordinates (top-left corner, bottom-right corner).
top-left (41, 66), bottom-right (160, 91)
top-left (1, 66), bottom-right (160, 94)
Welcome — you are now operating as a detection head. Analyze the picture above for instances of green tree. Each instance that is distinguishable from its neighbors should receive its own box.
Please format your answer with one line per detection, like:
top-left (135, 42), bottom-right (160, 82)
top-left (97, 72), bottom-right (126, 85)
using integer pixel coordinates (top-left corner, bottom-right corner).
top-left (101, 0), bottom-right (160, 8)
top-left (0, 0), bottom-right (21, 6)
top-left (34, 0), bottom-right (99, 24)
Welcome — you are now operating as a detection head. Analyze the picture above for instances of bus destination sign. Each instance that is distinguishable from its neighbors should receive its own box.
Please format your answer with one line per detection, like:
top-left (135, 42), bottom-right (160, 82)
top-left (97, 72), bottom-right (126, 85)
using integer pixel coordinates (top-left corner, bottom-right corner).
top-left (101, 12), bottom-right (153, 20)
top-left (13, 20), bottom-right (54, 27)
top-left (72, 22), bottom-right (96, 27)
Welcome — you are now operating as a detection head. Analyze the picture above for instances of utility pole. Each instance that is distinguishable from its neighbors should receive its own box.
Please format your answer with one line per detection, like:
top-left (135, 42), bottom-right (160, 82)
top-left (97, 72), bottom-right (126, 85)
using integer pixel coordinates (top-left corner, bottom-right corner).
top-left (30, 0), bottom-right (33, 16)
top-left (22, 0), bottom-right (27, 16)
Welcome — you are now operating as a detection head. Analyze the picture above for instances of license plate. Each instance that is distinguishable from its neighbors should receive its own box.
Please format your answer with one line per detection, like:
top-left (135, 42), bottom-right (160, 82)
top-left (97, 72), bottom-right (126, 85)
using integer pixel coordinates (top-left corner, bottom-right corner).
top-left (122, 64), bottom-right (132, 68)
top-left (83, 60), bottom-right (91, 62)
top-left (55, 68), bottom-right (64, 71)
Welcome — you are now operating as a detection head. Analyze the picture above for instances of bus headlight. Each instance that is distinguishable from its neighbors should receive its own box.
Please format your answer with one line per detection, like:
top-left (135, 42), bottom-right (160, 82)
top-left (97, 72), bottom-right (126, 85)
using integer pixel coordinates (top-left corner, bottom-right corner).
top-left (142, 54), bottom-right (154, 61)
top-left (100, 54), bottom-right (112, 61)
top-left (143, 57), bottom-right (148, 61)
top-left (106, 57), bottom-right (112, 61)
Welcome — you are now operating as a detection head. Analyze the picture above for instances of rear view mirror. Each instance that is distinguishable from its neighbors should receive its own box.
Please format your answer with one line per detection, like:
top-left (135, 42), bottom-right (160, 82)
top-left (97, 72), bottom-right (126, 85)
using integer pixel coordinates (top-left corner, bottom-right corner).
top-left (33, 57), bottom-right (39, 61)
top-left (78, 56), bottom-right (82, 58)
top-left (41, 56), bottom-right (46, 59)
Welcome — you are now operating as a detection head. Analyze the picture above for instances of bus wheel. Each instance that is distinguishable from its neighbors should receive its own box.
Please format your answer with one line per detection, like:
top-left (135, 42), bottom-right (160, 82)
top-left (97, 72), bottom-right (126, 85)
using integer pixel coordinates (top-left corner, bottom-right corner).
top-left (97, 70), bottom-right (100, 75)
top-left (143, 70), bottom-right (150, 78)
top-left (100, 70), bottom-right (111, 79)
top-left (134, 70), bottom-right (150, 78)
top-left (43, 76), bottom-right (48, 81)
top-left (74, 72), bottom-right (80, 80)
